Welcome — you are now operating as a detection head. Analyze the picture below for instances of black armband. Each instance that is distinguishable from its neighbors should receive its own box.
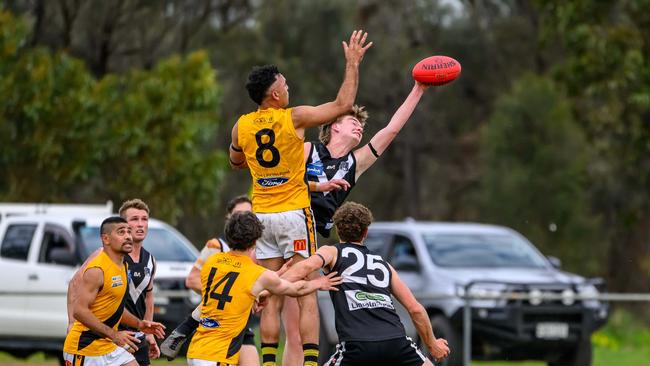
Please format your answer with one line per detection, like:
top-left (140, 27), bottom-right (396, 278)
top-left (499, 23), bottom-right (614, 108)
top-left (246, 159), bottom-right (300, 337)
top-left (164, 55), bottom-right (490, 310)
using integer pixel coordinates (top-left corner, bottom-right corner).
top-left (315, 253), bottom-right (326, 268)
top-left (368, 142), bottom-right (380, 158)
top-left (230, 144), bottom-right (243, 152)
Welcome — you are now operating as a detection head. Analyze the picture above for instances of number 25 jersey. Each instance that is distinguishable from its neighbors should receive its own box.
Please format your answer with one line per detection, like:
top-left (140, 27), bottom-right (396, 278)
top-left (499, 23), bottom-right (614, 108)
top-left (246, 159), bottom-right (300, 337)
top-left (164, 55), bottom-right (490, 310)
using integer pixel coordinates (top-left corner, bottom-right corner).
top-left (187, 251), bottom-right (266, 364)
top-left (237, 108), bottom-right (310, 213)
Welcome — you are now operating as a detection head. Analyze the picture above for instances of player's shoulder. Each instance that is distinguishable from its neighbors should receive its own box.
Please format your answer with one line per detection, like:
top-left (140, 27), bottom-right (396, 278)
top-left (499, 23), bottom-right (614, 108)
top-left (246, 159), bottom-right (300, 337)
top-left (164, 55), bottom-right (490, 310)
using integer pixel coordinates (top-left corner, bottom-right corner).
top-left (205, 238), bottom-right (222, 250)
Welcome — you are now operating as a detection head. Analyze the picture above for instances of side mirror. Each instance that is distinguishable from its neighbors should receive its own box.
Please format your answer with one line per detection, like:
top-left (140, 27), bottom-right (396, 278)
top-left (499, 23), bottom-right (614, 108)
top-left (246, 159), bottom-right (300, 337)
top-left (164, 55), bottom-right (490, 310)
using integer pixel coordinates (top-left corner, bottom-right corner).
top-left (49, 248), bottom-right (76, 266)
top-left (547, 256), bottom-right (561, 269)
top-left (392, 256), bottom-right (419, 272)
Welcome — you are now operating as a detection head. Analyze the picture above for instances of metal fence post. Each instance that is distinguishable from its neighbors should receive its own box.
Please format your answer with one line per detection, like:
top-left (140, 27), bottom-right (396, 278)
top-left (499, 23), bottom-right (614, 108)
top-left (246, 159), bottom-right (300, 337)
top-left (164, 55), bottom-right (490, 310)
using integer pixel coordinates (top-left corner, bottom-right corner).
top-left (463, 282), bottom-right (473, 366)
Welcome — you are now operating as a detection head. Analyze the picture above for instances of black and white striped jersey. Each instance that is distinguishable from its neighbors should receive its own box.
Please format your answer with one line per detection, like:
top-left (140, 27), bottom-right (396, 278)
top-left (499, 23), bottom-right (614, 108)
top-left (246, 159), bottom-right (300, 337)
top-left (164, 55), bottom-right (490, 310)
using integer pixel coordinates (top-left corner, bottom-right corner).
top-left (328, 242), bottom-right (406, 342)
top-left (306, 142), bottom-right (357, 237)
top-left (122, 247), bottom-right (155, 321)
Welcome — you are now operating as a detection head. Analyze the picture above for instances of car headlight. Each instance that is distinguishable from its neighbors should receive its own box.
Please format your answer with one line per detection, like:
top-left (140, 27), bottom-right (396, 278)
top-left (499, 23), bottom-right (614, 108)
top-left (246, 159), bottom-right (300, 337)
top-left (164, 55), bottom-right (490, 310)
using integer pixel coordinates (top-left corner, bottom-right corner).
top-left (529, 289), bottom-right (543, 306)
top-left (561, 289), bottom-right (576, 305)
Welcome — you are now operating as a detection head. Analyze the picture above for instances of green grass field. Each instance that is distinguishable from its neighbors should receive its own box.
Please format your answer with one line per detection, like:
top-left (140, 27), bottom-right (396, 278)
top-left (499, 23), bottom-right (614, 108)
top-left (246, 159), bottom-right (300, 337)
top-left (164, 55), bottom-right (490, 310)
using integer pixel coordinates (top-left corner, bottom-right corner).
top-left (2, 310), bottom-right (648, 366)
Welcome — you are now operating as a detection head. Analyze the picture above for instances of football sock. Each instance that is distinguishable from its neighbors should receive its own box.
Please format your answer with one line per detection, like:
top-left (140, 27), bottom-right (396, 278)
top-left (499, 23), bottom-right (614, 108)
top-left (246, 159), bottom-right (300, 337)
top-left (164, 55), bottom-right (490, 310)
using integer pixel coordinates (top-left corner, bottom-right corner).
top-left (303, 343), bottom-right (319, 366)
top-left (262, 342), bottom-right (278, 366)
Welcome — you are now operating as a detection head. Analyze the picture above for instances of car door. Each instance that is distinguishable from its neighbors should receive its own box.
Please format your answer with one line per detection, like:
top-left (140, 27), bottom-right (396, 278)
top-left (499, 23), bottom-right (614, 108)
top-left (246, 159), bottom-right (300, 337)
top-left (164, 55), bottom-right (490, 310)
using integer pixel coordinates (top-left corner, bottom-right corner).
top-left (0, 222), bottom-right (38, 336)
top-left (24, 224), bottom-right (77, 337)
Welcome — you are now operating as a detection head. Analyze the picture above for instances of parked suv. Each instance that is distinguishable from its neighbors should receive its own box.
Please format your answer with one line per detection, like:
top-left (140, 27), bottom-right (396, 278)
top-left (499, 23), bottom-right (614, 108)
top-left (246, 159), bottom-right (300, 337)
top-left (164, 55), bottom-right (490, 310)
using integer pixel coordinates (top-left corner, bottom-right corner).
top-left (318, 221), bottom-right (608, 366)
top-left (0, 204), bottom-right (199, 363)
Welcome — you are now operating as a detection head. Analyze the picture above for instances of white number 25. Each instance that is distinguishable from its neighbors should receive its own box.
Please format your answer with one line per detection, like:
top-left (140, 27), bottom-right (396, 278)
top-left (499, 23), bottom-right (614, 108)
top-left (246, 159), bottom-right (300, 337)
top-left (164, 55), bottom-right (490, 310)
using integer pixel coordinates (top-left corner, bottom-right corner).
top-left (341, 247), bottom-right (390, 288)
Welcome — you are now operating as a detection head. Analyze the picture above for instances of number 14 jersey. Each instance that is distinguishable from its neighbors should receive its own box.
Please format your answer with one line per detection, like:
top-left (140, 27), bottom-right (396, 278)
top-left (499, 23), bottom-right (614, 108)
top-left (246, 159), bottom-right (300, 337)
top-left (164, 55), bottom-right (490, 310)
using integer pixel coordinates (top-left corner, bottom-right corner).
top-left (237, 107), bottom-right (310, 213)
top-left (187, 251), bottom-right (266, 364)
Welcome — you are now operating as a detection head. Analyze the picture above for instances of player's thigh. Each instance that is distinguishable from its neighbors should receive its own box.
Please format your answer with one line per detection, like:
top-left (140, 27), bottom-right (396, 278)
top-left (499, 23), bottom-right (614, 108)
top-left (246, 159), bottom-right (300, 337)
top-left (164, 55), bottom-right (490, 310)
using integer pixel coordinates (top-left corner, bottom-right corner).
top-left (255, 212), bottom-right (284, 260)
top-left (237, 344), bottom-right (260, 366)
top-left (277, 209), bottom-right (316, 259)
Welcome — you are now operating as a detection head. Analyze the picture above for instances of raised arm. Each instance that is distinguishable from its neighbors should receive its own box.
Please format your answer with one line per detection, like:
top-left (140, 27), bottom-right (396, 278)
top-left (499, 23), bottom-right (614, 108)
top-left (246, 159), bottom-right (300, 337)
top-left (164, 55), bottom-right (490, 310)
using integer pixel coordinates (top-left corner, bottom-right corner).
top-left (354, 82), bottom-right (430, 179)
top-left (390, 266), bottom-right (450, 360)
top-left (229, 122), bottom-right (248, 170)
top-left (292, 30), bottom-right (373, 130)
top-left (252, 269), bottom-right (341, 298)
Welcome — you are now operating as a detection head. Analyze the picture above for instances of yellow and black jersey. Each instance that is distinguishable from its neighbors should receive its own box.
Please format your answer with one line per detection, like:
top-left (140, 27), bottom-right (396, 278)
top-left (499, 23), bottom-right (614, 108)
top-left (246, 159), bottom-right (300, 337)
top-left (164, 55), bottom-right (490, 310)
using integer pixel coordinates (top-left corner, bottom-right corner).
top-left (237, 107), bottom-right (310, 213)
top-left (187, 251), bottom-right (266, 364)
top-left (63, 251), bottom-right (128, 356)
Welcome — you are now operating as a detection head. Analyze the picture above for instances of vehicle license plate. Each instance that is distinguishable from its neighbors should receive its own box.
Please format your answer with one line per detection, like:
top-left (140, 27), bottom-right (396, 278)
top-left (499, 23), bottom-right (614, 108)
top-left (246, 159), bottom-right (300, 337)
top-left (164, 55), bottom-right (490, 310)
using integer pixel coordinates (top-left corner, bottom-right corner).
top-left (535, 322), bottom-right (569, 339)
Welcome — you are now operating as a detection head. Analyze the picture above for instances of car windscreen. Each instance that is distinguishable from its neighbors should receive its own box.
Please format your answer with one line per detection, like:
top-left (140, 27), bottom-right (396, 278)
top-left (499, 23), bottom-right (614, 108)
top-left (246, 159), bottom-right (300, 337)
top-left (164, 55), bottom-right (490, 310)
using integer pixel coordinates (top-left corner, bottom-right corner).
top-left (422, 232), bottom-right (548, 268)
top-left (80, 226), bottom-right (196, 262)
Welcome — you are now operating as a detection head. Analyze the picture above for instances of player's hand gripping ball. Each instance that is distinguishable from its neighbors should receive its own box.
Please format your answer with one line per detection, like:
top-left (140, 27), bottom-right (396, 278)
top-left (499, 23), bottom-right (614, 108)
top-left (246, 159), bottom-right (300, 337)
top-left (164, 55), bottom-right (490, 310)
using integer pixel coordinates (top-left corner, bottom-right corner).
top-left (412, 55), bottom-right (461, 86)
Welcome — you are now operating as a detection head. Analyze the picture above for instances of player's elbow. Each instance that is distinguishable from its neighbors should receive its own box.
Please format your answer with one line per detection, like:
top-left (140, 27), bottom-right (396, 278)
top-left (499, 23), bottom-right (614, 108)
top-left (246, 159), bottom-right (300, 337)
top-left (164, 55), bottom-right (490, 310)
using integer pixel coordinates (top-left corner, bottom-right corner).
top-left (406, 302), bottom-right (427, 318)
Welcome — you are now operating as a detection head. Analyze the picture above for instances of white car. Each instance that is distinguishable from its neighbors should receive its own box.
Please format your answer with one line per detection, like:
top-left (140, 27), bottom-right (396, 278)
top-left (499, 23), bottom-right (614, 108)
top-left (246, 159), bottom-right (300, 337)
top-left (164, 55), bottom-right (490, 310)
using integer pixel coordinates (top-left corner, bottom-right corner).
top-left (0, 205), bottom-right (199, 364)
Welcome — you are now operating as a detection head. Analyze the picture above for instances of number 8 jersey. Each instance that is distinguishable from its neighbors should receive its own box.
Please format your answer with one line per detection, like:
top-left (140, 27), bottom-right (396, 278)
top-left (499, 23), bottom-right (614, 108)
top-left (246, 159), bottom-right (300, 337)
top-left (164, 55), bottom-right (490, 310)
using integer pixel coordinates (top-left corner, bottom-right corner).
top-left (329, 242), bottom-right (406, 342)
top-left (187, 251), bottom-right (266, 364)
top-left (237, 108), bottom-right (310, 213)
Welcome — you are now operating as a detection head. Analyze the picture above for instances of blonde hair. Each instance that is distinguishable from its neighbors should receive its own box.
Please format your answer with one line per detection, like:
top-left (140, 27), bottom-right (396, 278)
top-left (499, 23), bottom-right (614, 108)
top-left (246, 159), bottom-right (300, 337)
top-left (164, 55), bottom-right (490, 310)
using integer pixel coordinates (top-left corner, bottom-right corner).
top-left (319, 105), bottom-right (369, 145)
top-left (118, 198), bottom-right (150, 217)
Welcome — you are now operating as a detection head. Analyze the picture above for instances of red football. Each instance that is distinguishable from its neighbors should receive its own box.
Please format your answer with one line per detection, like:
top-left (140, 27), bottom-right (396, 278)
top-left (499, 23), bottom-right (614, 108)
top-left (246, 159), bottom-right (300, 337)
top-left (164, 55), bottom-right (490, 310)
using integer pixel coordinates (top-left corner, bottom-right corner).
top-left (412, 55), bottom-right (461, 85)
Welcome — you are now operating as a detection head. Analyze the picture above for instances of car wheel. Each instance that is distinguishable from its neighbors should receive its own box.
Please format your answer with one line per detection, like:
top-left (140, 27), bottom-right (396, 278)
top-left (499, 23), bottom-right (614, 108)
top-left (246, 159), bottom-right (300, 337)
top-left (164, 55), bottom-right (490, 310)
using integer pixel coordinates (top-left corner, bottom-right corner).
top-left (548, 339), bottom-right (592, 366)
top-left (419, 314), bottom-right (462, 366)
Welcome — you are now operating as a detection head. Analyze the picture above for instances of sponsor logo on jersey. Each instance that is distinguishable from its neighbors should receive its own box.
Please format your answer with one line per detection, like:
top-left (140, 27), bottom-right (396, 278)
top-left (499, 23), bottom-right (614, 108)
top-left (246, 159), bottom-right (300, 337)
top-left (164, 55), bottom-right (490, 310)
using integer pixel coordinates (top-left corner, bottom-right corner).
top-left (293, 239), bottom-right (307, 251)
top-left (200, 318), bottom-right (221, 328)
top-left (306, 162), bottom-right (324, 176)
top-left (345, 290), bottom-right (394, 311)
top-left (257, 177), bottom-right (289, 187)
top-left (339, 161), bottom-right (349, 172)
top-left (144, 267), bottom-right (151, 276)
top-left (111, 275), bottom-right (124, 288)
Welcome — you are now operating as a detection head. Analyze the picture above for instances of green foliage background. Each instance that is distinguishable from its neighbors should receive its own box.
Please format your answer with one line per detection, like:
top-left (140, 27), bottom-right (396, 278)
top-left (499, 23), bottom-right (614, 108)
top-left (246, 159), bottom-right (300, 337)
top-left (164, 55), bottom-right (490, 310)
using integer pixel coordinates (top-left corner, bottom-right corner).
top-left (0, 0), bottom-right (648, 307)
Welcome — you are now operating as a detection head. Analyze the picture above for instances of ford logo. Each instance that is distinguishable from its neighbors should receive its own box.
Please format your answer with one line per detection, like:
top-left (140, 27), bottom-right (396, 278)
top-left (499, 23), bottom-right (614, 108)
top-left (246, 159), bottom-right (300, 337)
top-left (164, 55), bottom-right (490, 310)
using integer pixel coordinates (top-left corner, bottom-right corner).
top-left (200, 318), bottom-right (220, 328)
top-left (257, 177), bottom-right (289, 187)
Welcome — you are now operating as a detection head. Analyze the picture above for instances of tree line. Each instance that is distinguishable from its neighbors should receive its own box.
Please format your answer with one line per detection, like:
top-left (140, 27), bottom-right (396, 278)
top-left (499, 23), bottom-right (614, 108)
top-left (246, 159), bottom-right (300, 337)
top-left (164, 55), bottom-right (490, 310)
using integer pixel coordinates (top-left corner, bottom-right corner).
top-left (1, 1), bottom-right (648, 313)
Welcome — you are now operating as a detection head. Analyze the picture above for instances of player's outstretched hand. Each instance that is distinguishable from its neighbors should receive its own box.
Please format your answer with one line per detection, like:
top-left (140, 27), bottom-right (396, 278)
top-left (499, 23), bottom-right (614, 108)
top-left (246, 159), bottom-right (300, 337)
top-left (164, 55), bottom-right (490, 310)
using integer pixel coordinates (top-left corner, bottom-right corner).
top-left (429, 338), bottom-right (450, 362)
top-left (343, 29), bottom-right (373, 66)
top-left (317, 271), bottom-right (343, 291)
top-left (147, 334), bottom-right (161, 359)
top-left (138, 319), bottom-right (166, 339)
top-left (253, 292), bottom-right (270, 314)
top-left (319, 179), bottom-right (351, 192)
top-left (113, 330), bottom-right (140, 353)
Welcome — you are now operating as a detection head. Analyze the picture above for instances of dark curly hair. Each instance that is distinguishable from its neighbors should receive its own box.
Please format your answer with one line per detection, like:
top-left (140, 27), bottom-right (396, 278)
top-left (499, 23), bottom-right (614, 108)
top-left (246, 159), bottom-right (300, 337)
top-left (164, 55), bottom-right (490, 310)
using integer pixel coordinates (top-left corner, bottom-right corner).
top-left (224, 211), bottom-right (265, 250)
top-left (333, 202), bottom-right (374, 243)
top-left (246, 65), bottom-right (280, 105)
top-left (226, 195), bottom-right (251, 215)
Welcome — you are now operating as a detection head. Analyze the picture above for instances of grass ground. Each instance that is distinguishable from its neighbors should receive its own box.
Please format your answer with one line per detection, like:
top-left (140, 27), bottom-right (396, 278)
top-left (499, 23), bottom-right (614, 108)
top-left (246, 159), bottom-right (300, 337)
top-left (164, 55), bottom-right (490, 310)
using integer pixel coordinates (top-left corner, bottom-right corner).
top-left (2, 310), bottom-right (648, 366)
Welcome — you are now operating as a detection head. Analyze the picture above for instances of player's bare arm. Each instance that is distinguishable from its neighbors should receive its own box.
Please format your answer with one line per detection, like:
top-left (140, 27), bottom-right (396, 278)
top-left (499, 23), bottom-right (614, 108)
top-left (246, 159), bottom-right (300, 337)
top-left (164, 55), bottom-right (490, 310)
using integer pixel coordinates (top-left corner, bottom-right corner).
top-left (229, 122), bottom-right (248, 169)
top-left (66, 248), bottom-right (103, 332)
top-left (185, 266), bottom-right (202, 293)
top-left (281, 245), bottom-right (338, 282)
top-left (354, 81), bottom-right (430, 180)
top-left (252, 269), bottom-right (342, 298)
top-left (292, 30), bottom-right (373, 131)
top-left (73, 267), bottom-right (141, 352)
top-left (389, 266), bottom-right (450, 360)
